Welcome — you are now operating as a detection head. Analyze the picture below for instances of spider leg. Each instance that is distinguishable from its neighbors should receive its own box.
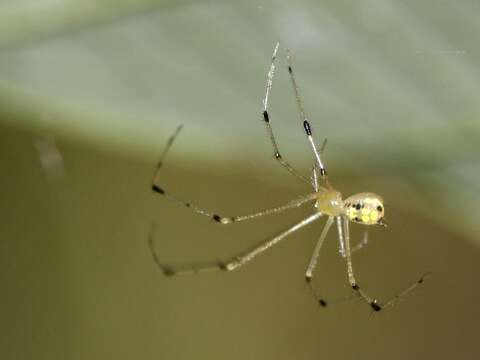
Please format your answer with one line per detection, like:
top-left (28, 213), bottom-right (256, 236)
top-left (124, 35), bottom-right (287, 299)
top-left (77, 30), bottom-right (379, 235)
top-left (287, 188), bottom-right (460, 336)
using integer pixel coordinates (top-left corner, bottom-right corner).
top-left (311, 165), bottom-right (319, 192)
top-left (152, 126), bottom-right (318, 224)
top-left (310, 138), bottom-right (328, 191)
top-left (336, 216), bottom-right (346, 257)
top-left (337, 225), bottom-right (369, 258)
top-left (304, 215), bottom-right (333, 307)
top-left (381, 272), bottom-right (432, 310)
top-left (342, 216), bottom-right (429, 312)
top-left (262, 42), bottom-right (310, 184)
top-left (286, 49), bottom-right (331, 188)
top-left (351, 229), bottom-right (369, 254)
top-left (149, 212), bottom-right (322, 276)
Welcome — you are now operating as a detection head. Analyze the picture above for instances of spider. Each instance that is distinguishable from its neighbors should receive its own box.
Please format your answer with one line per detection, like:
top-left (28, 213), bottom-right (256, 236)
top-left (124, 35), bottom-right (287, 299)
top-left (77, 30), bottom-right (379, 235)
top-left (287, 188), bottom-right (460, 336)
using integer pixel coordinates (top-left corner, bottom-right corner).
top-left (149, 43), bottom-right (430, 312)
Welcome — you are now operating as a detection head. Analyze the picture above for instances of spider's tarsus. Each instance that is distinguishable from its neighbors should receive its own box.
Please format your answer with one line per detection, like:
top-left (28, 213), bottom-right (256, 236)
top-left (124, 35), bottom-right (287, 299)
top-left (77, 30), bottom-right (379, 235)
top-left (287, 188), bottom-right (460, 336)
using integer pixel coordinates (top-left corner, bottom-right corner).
top-left (162, 267), bottom-right (176, 277)
top-left (418, 272), bottom-right (432, 283)
top-left (370, 300), bottom-right (382, 312)
top-left (152, 184), bottom-right (165, 194)
top-left (305, 276), bottom-right (328, 307)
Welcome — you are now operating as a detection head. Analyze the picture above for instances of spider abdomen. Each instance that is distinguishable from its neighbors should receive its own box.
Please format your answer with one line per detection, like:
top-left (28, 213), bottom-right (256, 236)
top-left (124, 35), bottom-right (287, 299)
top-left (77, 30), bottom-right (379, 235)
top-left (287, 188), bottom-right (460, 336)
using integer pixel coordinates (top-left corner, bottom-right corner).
top-left (344, 192), bottom-right (384, 225)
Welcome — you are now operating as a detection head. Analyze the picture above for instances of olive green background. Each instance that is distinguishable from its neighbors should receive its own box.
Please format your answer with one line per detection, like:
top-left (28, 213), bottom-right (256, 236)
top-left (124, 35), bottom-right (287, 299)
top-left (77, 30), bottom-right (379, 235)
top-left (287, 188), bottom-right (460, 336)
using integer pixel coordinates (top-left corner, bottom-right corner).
top-left (0, 1), bottom-right (479, 359)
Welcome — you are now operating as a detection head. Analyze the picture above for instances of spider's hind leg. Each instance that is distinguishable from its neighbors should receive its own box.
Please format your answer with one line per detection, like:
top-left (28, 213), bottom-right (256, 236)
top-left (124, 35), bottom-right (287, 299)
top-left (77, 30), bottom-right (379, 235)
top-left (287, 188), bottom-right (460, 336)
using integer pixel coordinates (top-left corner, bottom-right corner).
top-left (340, 216), bottom-right (430, 312)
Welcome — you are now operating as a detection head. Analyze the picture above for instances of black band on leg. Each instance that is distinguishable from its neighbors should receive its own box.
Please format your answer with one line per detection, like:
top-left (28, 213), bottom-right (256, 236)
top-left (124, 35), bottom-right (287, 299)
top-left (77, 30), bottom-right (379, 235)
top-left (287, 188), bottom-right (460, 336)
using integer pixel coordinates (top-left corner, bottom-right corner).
top-left (303, 120), bottom-right (312, 136)
top-left (263, 111), bottom-right (270, 123)
top-left (152, 185), bottom-right (165, 194)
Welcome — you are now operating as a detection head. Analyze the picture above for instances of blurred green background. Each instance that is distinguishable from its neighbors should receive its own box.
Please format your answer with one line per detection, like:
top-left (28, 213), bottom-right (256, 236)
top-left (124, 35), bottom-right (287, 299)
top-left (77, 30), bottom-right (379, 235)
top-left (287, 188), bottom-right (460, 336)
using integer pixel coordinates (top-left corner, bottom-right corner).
top-left (0, 1), bottom-right (479, 359)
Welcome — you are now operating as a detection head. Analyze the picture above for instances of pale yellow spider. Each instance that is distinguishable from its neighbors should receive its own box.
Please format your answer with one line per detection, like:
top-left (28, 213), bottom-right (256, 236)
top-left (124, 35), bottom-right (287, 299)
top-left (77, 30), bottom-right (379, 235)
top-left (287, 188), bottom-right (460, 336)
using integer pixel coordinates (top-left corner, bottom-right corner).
top-left (150, 43), bottom-right (430, 312)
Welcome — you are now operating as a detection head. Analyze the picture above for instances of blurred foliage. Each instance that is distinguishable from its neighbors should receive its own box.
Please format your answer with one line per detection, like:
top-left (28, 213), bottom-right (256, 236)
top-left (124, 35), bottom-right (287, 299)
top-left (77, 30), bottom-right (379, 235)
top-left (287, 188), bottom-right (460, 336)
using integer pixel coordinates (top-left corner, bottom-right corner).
top-left (0, 0), bottom-right (479, 243)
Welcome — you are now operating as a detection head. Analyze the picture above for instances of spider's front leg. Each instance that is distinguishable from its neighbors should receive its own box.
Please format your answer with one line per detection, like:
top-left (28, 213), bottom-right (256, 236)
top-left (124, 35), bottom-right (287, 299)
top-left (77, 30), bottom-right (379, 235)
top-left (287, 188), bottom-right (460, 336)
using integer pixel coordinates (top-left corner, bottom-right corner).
top-left (261, 42), bottom-right (309, 183)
